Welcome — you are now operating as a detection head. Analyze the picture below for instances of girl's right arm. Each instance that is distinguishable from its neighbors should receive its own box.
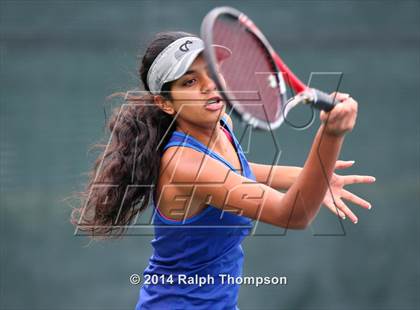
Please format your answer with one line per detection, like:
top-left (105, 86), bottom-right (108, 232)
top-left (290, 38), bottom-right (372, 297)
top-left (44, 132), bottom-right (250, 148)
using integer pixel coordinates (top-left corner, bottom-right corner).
top-left (160, 93), bottom-right (357, 229)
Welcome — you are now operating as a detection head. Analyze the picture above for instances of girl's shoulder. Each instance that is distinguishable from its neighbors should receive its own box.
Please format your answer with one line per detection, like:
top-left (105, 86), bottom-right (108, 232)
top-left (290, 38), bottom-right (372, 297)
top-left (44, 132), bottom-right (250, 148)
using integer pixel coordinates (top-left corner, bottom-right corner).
top-left (159, 143), bottom-right (208, 181)
top-left (157, 113), bottom-right (236, 193)
top-left (156, 145), bottom-right (214, 221)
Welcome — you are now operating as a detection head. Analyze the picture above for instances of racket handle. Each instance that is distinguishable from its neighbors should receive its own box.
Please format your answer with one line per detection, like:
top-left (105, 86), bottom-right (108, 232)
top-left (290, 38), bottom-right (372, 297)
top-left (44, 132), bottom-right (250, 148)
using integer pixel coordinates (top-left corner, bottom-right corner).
top-left (309, 89), bottom-right (336, 112)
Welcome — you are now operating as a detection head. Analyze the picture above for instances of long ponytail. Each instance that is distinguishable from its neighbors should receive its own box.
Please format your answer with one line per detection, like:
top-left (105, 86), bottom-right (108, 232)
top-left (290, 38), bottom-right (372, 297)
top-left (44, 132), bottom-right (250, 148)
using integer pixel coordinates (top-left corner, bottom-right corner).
top-left (71, 31), bottom-right (197, 238)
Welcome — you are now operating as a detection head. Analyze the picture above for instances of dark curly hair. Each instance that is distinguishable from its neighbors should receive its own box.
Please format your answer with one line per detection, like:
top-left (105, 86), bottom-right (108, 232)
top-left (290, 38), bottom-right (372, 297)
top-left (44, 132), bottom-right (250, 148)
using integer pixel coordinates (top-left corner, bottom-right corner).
top-left (71, 31), bottom-right (197, 239)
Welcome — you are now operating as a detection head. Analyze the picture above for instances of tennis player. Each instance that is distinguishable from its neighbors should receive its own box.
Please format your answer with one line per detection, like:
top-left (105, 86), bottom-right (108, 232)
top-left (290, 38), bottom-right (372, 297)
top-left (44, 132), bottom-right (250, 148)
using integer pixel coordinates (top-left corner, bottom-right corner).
top-left (73, 31), bottom-right (375, 310)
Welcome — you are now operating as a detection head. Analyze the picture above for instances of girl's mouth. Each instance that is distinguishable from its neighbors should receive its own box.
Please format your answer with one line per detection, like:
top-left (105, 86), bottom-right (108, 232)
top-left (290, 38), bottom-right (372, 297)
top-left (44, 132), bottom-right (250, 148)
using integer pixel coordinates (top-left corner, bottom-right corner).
top-left (205, 96), bottom-right (224, 111)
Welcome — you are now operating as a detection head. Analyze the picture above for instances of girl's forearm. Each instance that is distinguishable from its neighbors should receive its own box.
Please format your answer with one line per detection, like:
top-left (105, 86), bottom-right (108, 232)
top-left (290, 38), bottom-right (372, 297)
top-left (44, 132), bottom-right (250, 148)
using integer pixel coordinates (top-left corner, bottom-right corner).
top-left (249, 163), bottom-right (302, 191)
top-left (277, 125), bottom-right (344, 228)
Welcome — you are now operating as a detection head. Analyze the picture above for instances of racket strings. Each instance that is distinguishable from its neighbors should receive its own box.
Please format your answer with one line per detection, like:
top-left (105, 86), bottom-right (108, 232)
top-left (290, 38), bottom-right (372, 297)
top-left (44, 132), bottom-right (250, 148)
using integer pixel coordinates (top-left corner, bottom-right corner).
top-left (212, 16), bottom-right (282, 123)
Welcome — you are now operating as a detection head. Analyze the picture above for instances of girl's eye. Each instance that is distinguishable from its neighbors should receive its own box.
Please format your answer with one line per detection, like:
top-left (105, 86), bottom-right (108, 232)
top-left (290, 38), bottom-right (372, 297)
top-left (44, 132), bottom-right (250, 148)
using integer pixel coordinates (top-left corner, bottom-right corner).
top-left (183, 79), bottom-right (196, 87)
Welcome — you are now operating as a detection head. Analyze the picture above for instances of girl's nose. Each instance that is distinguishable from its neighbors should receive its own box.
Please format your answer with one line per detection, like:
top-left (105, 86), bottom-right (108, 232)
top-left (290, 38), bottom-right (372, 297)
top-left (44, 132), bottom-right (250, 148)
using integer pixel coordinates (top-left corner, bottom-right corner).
top-left (201, 75), bottom-right (217, 94)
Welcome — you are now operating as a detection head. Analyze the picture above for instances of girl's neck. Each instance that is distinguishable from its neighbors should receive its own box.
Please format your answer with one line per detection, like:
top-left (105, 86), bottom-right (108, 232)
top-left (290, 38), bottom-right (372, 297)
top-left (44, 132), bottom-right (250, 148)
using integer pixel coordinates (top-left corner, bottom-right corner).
top-left (176, 121), bottom-right (224, 150)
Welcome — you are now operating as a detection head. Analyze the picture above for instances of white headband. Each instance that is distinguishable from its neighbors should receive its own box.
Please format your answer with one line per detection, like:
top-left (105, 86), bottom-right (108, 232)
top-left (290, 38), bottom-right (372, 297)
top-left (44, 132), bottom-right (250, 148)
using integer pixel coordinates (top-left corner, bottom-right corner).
top-left (146, 37), bottom-right (231, 95)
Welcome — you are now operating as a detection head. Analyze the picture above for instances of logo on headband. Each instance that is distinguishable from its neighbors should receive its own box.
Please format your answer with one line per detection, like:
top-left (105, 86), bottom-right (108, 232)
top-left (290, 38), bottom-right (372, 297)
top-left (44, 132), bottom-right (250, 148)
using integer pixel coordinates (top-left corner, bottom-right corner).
top-left (179, 40), bottom-right (193, 52)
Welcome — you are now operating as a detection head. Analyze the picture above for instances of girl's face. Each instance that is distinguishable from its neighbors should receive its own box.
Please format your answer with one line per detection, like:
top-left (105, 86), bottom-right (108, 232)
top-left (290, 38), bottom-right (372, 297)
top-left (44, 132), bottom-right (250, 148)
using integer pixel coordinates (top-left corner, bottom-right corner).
top-left (164, 54), bottom-right (226, 128)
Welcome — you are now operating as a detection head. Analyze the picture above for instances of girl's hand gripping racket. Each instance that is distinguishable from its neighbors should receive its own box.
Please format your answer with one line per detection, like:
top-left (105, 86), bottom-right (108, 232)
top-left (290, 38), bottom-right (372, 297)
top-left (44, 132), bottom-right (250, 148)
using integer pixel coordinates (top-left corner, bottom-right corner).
top-left (201, 6), bottom-right (338, 130)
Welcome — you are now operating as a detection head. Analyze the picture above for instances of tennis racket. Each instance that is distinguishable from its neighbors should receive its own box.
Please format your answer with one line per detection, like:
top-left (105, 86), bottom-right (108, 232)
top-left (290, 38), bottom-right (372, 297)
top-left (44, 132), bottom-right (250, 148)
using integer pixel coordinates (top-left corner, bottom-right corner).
top-left (201, 6), bottom-right (338, 130)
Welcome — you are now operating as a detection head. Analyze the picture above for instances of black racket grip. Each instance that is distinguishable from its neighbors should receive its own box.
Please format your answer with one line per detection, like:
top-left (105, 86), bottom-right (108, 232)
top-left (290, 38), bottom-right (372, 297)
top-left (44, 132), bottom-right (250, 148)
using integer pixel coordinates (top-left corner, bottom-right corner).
top-left (310, 89), bottom-right (336, 112)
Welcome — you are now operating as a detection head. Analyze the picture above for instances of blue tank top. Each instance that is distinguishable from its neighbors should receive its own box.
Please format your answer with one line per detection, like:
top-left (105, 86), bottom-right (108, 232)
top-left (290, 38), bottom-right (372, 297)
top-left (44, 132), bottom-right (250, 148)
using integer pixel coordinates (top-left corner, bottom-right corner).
top-left (135, 117), bottom-right (255, 310)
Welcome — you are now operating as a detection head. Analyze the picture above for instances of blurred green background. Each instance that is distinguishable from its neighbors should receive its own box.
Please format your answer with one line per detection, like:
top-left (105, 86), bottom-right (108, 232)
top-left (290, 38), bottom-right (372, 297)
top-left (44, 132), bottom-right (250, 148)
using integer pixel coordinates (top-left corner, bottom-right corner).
top-left (1, 1), bottom-right (419, 309)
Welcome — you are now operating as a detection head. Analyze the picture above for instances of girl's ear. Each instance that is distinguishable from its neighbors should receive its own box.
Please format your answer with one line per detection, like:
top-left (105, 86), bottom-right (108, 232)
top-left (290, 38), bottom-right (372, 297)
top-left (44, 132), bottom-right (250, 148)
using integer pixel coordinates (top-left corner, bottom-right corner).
top-left (153, 95), bottom-right (175, 115)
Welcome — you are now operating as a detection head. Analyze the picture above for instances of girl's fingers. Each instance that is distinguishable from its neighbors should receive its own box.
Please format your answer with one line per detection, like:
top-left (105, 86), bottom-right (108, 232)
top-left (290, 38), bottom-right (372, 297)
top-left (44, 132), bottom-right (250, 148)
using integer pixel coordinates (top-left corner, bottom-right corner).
top-left (342, 175), bottom-right (376, 185)
top-left (335, 199), bottom-right (359, 224)
top-left (330, 92), bottom-right (350, 102)
top-left (324, 201), bottom-right (346, 220)
top-left (335, 160), bottom-right (355, 170)
top-left (320, 110), bottom-right (328, 122)
top-left (342, 189), bottom-right (372, 210)
top-left (321, 94), bottom-right (358, 136)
